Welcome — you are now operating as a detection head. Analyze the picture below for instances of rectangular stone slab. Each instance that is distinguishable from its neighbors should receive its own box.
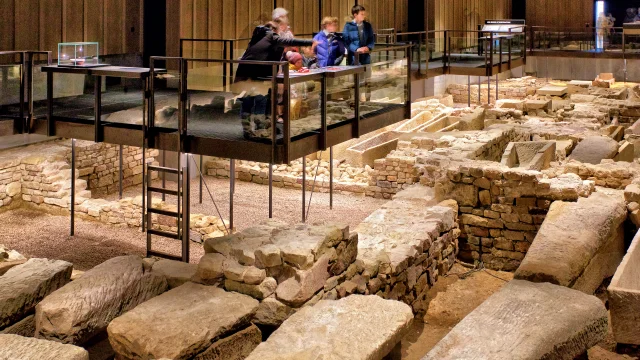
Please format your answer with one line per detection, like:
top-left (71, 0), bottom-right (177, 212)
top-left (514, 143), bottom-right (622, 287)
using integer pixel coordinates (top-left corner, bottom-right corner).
top-left (514, 191), bottom-right (626, 293)
top-left (246, 295), bottom-right (413, 360)
top-left (35, 255), bottom-right (167, 345)
top-left (107, 282), bottom-right (259, 359)
top-left (537, 85), bottom-right (568, 96)
top-left (423, 280), bottom-right (608, 360)
top-left (0, 334), bottom-right (89, 360)
top-left (609, 230), bottom-right (640, 345)
top-left (0, 258), bottom-right (72, 330)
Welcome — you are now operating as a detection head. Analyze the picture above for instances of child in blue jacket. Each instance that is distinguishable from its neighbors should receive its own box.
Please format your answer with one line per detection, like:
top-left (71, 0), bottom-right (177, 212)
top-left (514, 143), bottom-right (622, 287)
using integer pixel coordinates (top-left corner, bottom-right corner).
top-left (343, 5), bottom-right (375, 65)
top-left (313, 17), bottom-right (346, 67)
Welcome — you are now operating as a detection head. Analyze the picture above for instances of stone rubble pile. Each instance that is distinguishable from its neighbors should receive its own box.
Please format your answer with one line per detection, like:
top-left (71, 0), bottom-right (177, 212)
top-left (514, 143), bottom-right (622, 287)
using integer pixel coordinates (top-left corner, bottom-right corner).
top-left (0, 244), bottom-right (27, 276)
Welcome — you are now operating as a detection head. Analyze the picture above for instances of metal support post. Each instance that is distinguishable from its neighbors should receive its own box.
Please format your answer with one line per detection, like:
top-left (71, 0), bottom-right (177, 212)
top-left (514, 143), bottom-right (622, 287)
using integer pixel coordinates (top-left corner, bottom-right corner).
top-left (487, 76), bottom-right (491, 105)
top-left (162, 150), bottom-right (166, 201)
top-left (329, 147), bottom-right (334, 210)
top-left (467, 75), bottom-right (471, 107)
top-left (477, 76), bottom-right (481, 104)
top-left (495, 73), bottom-right (499, 101)
top-left (230, 159), bottom-right (235, 230)
top-left (302, 156), bottom-right (306, 223)
top-left (181, 161), bottom-right (191, 263)
top-left (269, 163), bottom-right (273, 218)
top-left (199, 155), bottom-right (203, 204)
top-left (119, 144), bottom-right (123, 199)
top-left (94, 76), bottom-right (102, 142)
top-left (70, 138), bottom-right (76, 236)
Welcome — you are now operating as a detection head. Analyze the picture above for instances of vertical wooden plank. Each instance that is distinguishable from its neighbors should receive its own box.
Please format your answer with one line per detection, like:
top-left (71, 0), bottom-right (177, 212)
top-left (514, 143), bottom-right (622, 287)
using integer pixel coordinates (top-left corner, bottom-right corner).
top-left (104, 0), bottom-right (124, 54)
top-left (64, 0), bottom-right (84, 42)
top-left (0, 0), bottom-right (15, 51)
top-left (15, 0), bottom-right (39, 51)
top-left (221, 0), bottom-right (235, 38)
top-left (39, 0), bottom-right (62, 54)
top-left (124, 0), bottom-right (141, 53)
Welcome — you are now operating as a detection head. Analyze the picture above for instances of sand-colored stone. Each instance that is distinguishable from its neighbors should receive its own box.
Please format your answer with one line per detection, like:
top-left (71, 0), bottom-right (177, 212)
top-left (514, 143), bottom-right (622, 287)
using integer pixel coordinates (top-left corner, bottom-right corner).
top-left (0, 334), bottom-right (89, 360)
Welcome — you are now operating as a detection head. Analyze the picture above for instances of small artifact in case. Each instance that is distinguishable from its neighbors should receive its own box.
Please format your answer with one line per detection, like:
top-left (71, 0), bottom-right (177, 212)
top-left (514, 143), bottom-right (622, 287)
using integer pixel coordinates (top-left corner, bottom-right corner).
top-left (58, 42), bottom-right (106, 68)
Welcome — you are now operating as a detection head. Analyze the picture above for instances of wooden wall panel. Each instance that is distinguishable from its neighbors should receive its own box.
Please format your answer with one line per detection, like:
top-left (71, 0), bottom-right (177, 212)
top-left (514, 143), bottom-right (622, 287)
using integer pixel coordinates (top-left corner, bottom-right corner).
top-left (432, 0), bottom-right (512, 33)
top-left (1, 0), bottom-right (142, 57)
top-left (526, 0), bottom-right (593, 29)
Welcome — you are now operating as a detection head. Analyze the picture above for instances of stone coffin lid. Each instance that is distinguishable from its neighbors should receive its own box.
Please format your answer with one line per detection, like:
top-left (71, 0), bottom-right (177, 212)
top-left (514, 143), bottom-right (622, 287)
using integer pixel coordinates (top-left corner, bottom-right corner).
top-left (246, 295), bottom-right (413, 360)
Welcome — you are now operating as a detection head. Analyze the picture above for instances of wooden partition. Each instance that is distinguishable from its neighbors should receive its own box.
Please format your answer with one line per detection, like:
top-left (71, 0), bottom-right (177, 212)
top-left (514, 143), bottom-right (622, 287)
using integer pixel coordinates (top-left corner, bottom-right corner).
top-left (0, 0), bottom-right (143, 57)
top-left (431, 0), bottom-right (512, 32)
top-left (526, 0), bottom-right (594, 29)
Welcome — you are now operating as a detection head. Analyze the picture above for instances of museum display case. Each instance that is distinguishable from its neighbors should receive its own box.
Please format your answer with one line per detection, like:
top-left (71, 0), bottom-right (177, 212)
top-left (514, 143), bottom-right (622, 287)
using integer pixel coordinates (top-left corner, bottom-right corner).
top-left (58, 42), bottom-right (103, 68)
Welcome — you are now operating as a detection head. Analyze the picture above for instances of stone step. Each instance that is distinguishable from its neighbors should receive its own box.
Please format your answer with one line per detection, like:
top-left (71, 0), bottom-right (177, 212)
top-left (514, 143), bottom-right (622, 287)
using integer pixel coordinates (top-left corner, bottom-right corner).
top-left (514, 190), bottom-right (627, 294)
top-left (423, 280), bottom-right (608, 360)
top-left (107, 282), bottom-right (260, 359)
top-left (246, 295), bottom-right (413, 360)
top-left (35, 255), bottom-right (167, 345)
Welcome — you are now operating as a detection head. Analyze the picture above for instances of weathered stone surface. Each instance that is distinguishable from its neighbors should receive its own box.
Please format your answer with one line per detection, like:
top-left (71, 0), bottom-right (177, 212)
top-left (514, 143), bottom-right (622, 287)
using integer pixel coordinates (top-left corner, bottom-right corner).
top-left (569, 136), bottom-right (619, 165)
top-left (246, 295), bottom-right (413, 360)
top-left (152, 259), bottom-right (197, 289)
top-left (193, 324), bottom-right (262, 360)
top-left (0, 314), bottom-right (35, 337)
top-left (254, 297), bottom-right (296, 326)
top-left (254, 244), bottom-right (282, 269)
top-left (193, 253), bottom-right (226, 285)
top-left (0, 334), bottom-right (89, 360)
top-left (0, 258), bottom-right (72, 330)
top-left (423, 280), bottom-right (608, 360)
top-left (107, 283), bottom-right (259, 359)
top-left (276, 254), bottom-right (331, 307)
top-left (515, 191), bottom-right (626, 294)
top-left (36, 255), bottom-right (167, 345)
top-left (225, 277), bottom-right (277, 300)
top-left (608, 230), bottom-right (640, 345)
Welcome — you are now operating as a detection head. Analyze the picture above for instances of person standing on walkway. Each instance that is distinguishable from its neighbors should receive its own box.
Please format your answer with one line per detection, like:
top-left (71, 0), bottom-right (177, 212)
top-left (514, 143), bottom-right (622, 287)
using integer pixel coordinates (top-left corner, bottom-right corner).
top-left (343, 5), bottom-right (375, 65)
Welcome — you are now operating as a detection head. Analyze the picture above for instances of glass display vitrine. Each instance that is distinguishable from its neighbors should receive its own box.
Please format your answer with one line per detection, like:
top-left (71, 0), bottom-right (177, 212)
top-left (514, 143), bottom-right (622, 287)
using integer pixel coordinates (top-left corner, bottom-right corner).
top-left (58, 42), bottom-right (103, 67)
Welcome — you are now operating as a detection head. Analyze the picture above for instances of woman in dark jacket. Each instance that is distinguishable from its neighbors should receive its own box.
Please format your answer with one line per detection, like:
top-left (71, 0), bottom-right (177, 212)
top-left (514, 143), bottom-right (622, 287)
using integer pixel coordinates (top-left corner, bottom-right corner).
top-left (235, 22), bottom-right (315, 81)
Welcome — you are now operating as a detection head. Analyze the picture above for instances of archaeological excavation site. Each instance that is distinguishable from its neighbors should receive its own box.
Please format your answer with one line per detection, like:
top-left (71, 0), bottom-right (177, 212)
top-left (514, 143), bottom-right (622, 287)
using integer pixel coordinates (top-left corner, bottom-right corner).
top-left (4, 0), bottom-right (640, 359)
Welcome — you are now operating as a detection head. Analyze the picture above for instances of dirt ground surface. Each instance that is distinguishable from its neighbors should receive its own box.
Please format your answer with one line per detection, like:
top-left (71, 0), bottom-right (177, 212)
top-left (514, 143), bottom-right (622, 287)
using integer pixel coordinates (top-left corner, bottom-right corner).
top-left (400, 263), bottom-right (514, 360)
top-left (0, 176), bottom-right (386, 270)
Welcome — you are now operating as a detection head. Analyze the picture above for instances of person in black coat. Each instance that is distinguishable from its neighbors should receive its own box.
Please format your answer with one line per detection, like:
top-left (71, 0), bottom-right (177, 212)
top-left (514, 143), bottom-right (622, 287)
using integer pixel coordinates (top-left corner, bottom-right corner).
top-left (235, 22), bottom-right (315, 82)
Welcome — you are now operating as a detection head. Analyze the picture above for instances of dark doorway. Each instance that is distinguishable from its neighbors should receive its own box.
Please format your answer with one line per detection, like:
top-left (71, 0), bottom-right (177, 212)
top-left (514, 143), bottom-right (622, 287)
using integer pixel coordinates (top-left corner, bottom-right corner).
top-left (143, 0), bottom-right (166, 67)
top-left (513, 0), bottom-right (526, 20)
top-left (408, 1), bottom-right (425, 32)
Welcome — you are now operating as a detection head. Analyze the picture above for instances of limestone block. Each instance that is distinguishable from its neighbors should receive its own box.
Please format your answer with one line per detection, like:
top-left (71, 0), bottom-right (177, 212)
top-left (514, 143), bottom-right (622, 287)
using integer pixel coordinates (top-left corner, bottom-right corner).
top-left (0, 314), bottom-right (35, 337)
top-left (276, 254), bottom-right (331, 307)
top-left (625, 184), bottom-right (640, 204)
top-left (0, 334), bottom-right (89, 360)
top-left (193, 324), bottom-right (262, 360)
top-left (246, 295), bottom-right (413, 360)
top-left (225, 277), bottom-right (277, 300)
top-left (35, 256), bottom-right (168, 345)
top-left (569, 136), bottom-right (619, 165)
top-left (254, 297), bottom-right (296, 326)
top-left (515, 191), bottom-right (627, 294)
top-left (107, 283), bottom-right (259, 359)
top-left (537, 85), bottom-right (568, 96)
top-left (614, 141), bottom-right (634, 162)
top-left (254, 244), bottom-right (282, 269)
top-left (608, 231), bottom-right (640, 345)
top-left (151, 259), bottom-right (197, 289)
top-left (0, 259), bottom-right (73, 330)
top-left (423, 280), bottom-right (608, 360)
top-left (192, 253), bottom-right (226, 285)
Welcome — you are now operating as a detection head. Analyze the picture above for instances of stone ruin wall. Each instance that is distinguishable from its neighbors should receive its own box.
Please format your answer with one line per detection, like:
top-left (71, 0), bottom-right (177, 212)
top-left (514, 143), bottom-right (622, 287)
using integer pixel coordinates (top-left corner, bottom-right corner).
top-left (446, 77), bottom-right (547, 105)
top-left (433, 163), bottom-right (595, 271)
top-left (66, 142), bottom-right (157, 197)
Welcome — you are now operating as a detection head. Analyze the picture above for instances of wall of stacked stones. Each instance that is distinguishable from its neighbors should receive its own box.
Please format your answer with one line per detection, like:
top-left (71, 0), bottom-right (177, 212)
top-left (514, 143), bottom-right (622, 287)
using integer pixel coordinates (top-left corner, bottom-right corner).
top-left (64, 142), bottom-right (158, 197)
top-left (433, 164), bottom-right (594, 271)
top-left (367, 128), bottom-right (530, 199)
top-left (206, 158), bottom-right (370, 195)
top-left (0, 158), bottom-right (22, 211)
top-left (447, 83), bottom-right (530, 105)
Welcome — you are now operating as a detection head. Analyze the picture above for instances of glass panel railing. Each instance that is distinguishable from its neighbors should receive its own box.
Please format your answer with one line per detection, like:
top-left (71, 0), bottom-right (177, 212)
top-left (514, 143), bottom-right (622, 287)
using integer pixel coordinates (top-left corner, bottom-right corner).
top-left (151, 58), bottom-right (182, 130)
top-left (288, 72), bottom-right (323, 139)
top-left (363, 47), bottom-right (408, 117)
top-left (186, 59), bottom-right (279, 144)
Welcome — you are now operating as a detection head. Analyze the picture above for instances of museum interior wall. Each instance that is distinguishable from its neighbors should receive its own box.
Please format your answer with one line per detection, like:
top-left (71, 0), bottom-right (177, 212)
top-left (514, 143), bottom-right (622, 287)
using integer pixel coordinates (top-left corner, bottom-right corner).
top-left (0, 0), bottom-right (143, 58)
top-left (525, 0), bottom-right (595, 28)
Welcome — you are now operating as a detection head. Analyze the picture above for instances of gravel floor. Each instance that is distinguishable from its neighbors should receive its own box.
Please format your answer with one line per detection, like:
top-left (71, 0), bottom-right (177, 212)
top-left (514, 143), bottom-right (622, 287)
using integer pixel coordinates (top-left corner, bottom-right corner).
top-left (1, 176), bottom-right (387, 270)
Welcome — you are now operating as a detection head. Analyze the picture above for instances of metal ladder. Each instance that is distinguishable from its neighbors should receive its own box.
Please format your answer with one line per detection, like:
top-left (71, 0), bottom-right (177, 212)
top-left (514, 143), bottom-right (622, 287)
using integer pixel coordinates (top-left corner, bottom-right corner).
top-left (145, 153), bottom-right (190, 263)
